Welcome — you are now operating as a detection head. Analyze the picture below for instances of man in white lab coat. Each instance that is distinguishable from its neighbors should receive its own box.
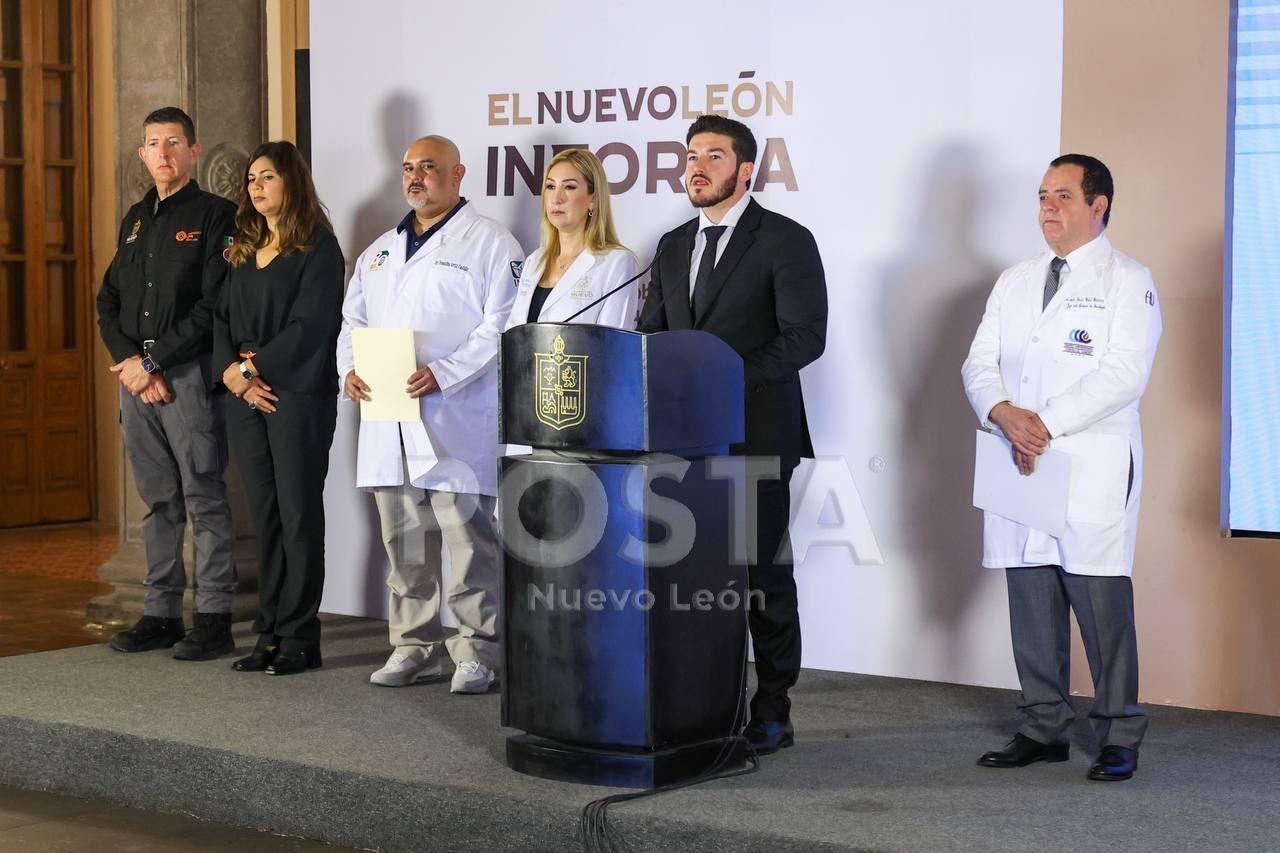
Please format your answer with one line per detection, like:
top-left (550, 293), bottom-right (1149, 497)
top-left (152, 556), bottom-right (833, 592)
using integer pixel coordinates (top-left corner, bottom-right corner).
top-left (961, 154), bottom-right (1162, 781)
top-left (337, 136), bottom-right (524, 694)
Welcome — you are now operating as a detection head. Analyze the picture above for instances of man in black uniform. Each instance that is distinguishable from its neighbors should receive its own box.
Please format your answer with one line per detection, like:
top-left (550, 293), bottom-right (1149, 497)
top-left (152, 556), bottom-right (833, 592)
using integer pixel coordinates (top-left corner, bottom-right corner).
top-left (97, 107), bottom-right (238, 660)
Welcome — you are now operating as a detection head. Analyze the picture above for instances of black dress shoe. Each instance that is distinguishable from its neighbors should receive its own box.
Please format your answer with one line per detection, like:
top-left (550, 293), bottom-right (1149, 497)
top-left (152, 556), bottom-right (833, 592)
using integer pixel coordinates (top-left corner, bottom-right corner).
top-left (264, 644), bottom-right (322, 676)
top-left (109, 615), bottom-right (186, 653)
top-left (978, 732), bottom-right (1069, 768)
top-left (744, 718), bottom-right (795, 755)
top-left (231, 635), bottom-right (279, 672)
top-left (1087, 745), bottom-right (1138, 781)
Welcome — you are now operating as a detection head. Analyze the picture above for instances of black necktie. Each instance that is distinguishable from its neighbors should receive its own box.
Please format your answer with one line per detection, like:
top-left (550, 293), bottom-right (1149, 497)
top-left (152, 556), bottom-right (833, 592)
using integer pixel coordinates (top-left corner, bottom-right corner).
top-left (1043, 256), bottom-right (1067, 311)
top-left (691, 225), bottom-right (727, 316)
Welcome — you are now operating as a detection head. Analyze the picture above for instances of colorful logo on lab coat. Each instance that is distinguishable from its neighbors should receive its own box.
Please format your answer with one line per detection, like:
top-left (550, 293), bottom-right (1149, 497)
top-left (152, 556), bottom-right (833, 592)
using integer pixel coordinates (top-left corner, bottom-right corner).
top-left (369, 249), bottom-right (390, 271)
top-left (1064, 329), bottom-right (1095, 357)
top-left (535, 334), bottom-right (588, 430)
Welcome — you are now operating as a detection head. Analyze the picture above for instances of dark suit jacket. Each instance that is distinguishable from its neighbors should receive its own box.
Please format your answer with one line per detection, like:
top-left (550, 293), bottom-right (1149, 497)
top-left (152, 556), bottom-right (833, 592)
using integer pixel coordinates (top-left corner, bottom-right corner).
top-left (637, 198), bottom-right (827, 465)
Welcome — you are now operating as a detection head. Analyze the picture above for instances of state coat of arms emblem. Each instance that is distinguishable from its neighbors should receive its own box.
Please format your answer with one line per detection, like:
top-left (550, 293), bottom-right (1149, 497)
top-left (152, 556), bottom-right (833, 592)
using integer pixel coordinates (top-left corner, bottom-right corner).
top-left (534, 334), bottom-right (587, 430)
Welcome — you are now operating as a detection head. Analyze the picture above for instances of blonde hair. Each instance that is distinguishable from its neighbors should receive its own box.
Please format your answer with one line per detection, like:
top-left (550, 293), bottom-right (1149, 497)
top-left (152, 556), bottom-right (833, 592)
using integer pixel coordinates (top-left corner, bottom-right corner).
top-left (537, 149), bottom-right (625, 285)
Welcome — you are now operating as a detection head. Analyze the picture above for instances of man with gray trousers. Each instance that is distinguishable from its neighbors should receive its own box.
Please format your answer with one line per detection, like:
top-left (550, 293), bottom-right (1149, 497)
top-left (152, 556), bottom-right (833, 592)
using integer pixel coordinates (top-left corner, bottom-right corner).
top-left (961, 154), bottom-right (1162, 781)
top-left (97, 107), bottom-right (237, 660)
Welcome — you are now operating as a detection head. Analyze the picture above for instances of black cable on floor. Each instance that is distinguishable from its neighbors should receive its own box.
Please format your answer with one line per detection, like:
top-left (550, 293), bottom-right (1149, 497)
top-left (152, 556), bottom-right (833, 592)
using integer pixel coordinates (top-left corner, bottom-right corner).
top-left (576, 597), bottom-right (760, 853)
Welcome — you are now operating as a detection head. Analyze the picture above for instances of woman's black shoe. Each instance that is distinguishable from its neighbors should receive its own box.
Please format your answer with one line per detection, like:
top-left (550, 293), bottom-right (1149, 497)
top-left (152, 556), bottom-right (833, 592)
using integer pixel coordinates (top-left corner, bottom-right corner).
top-left (264, 644), bottom-right (322, 676)
top-left (231, 636), bottom-right (280, 672)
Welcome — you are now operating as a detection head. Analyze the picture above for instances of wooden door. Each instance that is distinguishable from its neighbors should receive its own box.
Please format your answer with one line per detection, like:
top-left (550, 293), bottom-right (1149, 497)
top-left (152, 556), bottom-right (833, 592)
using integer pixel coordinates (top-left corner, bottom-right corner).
top-left (0, 0), bottom-right (91, 527)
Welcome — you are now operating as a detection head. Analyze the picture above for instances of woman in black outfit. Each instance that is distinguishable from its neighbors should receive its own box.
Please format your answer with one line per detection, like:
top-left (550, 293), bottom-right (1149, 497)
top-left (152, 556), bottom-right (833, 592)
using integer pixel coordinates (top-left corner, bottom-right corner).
top-left (214, 140), bottom-right (344, 676)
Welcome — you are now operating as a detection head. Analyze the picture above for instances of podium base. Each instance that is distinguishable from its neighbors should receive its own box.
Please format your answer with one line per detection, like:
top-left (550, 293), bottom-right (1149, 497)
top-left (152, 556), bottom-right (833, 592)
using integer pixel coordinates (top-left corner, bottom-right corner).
top-left (505, 733), bottom-right (746, 790)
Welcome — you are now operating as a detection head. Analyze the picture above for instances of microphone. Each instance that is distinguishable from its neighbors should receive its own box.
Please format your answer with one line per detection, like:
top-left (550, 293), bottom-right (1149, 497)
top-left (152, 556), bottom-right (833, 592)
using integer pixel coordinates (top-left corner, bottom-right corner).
top-left (561, 238), bottom-right (668, 326)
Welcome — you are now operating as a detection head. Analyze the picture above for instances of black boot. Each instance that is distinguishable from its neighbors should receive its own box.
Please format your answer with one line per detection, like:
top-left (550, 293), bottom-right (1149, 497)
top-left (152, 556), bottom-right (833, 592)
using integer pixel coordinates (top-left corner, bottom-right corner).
top-left (109, 615), bottom-right (186, 653)
top-left (232, 634), bottom-right (280, 672)
top-left (172, 612), bottom-right (236, 661)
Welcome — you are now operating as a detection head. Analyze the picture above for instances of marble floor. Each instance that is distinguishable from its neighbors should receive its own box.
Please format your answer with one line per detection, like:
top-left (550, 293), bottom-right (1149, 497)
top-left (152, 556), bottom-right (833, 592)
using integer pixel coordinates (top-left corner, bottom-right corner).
top-left (0, 785), bottom-right (353, 851)
top-left (0, 523), bottom-right (121, 658)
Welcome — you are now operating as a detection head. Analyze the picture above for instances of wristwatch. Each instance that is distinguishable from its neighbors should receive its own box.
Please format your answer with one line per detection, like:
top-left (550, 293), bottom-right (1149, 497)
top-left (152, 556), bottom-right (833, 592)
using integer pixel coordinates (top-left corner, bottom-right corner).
top-left (140, 354), bottom-right (160, 375)
top-left (239, 361), bottom-right (254, 382)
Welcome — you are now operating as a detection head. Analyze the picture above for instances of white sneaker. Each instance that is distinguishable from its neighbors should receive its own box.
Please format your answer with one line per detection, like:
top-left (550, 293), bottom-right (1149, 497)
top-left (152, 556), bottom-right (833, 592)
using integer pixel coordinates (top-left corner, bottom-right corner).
top-left (370, 652), bottom-right (443, 687)
top-left (450, 660), bottom-right (496, 694)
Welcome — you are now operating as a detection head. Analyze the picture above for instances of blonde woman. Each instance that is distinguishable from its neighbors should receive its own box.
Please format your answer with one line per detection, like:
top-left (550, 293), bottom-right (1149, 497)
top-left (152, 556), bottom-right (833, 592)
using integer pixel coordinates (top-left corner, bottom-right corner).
top-left (506, 149), bottom-right (638, 329)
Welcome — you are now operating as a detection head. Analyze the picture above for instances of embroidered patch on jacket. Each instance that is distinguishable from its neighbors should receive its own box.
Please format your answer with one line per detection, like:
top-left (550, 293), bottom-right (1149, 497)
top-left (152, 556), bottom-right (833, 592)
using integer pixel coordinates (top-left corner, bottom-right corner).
top-left (1062, 328), bottom-right (1095, 357)
top-left (125, 220), bottom-right (141, 244)
top-left (511, 260), bottom-right (524, 283)
top-left (175, 229), bottom-right (202, 243)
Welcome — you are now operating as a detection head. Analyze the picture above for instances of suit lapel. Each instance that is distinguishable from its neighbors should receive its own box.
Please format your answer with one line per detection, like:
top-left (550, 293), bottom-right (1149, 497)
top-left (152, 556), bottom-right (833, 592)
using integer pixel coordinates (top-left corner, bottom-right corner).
top-left (694, 198), bottom-right (761, 326)
top-left (661, 221), bottom-right (697, 329)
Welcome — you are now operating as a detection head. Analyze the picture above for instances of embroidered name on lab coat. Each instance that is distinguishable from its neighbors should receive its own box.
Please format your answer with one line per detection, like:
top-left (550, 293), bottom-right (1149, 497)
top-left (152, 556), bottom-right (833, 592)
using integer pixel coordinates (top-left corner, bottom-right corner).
top-left (1063, 296), bottom-right (1106, 311)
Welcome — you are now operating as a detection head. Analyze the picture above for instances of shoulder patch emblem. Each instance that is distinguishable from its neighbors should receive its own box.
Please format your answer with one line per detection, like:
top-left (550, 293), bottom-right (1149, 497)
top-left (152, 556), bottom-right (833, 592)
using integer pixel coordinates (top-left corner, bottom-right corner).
top-left (125, 220), bottom-right (141, 244)
top-left (511, 260), bottom-right (524, 284)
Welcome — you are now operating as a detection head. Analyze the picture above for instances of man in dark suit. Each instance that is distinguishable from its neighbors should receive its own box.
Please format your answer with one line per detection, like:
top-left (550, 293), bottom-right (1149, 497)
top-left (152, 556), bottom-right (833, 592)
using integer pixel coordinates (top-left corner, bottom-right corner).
top-left (637, 115), bottom-right (827, 754)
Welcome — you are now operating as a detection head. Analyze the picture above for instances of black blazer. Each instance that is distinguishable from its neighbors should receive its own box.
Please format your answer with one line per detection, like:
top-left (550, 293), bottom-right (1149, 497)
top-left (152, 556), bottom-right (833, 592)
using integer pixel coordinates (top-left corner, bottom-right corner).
top-left (637, 198), bottom-right (827, 464)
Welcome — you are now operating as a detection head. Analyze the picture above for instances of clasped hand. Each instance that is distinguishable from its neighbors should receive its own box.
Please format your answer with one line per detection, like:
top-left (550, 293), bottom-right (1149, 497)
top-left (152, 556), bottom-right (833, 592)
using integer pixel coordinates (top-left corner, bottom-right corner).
top-left (221, 361), bottom-right (279, 414)
top-left (989, 402), bottom-right (1051, 476)
top-left (110, 356), bottom-right (171, 404)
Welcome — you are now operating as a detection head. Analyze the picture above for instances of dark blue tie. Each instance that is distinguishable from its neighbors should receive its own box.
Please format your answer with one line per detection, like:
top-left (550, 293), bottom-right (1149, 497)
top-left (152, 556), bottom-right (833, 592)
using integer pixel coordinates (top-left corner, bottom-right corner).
top-left (692, 226), bottom-right (727, 316)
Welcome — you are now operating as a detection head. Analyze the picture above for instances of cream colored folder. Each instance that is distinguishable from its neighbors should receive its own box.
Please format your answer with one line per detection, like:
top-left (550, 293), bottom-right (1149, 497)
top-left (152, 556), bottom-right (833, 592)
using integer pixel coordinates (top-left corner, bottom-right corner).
top-left (351, 327), bottom-right (421, 423)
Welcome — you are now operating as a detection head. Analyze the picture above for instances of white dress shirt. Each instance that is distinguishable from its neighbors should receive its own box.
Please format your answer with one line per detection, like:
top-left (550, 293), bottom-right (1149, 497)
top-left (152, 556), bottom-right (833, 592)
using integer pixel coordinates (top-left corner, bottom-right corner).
top-left (688, 190), bottom-right (752, 302)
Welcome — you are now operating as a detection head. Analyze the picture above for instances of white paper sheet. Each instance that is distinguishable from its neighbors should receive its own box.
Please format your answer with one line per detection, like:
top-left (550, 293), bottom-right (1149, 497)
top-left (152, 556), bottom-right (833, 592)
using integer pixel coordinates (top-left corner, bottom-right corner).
top-left (972, 429), bottom-right (1071, 538)
top-left (351, 327), bottom-right (421, 423)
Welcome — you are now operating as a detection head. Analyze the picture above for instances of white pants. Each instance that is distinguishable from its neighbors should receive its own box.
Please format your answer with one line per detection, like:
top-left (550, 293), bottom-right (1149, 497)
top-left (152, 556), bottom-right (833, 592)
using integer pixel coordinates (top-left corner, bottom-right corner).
top-left (372, 471), bottom-right (501, 670)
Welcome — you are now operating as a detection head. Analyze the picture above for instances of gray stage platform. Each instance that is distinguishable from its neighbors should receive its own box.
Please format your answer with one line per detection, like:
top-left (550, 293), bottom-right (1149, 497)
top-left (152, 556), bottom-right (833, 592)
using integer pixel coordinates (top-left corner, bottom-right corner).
top-left (0, 615), bottom-right (1277, 852)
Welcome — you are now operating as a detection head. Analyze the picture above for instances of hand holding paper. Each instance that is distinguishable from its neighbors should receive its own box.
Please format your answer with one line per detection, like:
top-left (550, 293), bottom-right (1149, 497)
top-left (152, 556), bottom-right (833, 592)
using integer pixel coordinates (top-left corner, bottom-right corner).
top-left (972, 429), bottom-right (1070, 537)
top-left (351, 327), bottom-right (421, 422)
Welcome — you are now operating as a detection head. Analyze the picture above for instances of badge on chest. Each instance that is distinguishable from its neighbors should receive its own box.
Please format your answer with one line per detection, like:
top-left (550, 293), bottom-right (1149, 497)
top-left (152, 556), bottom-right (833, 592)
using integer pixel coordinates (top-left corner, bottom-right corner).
top-left (1063, 328), bottom-right (1095, 357)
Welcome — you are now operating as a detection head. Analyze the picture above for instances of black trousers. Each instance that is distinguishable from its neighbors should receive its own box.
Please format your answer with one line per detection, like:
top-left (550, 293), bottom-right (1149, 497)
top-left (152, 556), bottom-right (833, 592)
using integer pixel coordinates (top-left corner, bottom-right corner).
top-left (748, 465), bottom-right (799, 722)
top-left (225, 389), bottom-right (336, 649)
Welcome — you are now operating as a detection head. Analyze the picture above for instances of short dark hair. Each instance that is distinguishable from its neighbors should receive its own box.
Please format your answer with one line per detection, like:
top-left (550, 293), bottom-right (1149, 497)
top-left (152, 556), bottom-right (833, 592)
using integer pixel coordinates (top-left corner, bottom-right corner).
top-left (1050, 153), bottom-right (1113, 226)
top-left (143, 106), bottom-right (196, 145)
top-left (686, 115), bottom-right (757, 169)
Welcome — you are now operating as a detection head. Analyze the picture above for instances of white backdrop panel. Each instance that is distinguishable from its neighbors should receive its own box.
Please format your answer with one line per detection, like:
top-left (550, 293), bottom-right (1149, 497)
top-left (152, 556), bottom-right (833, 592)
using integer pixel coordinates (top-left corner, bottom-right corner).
top-left (311, 0), bottom-right (1063, 689)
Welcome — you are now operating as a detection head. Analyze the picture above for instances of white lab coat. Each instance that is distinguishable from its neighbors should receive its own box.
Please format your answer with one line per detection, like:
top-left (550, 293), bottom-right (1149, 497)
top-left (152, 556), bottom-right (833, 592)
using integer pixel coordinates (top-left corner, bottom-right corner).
top-left (504, 246), bottom-right (639, 331)
top-left (336, 203), bottom-right (524, 496)
top-left (961, 234), bottom-right (1162, 577)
